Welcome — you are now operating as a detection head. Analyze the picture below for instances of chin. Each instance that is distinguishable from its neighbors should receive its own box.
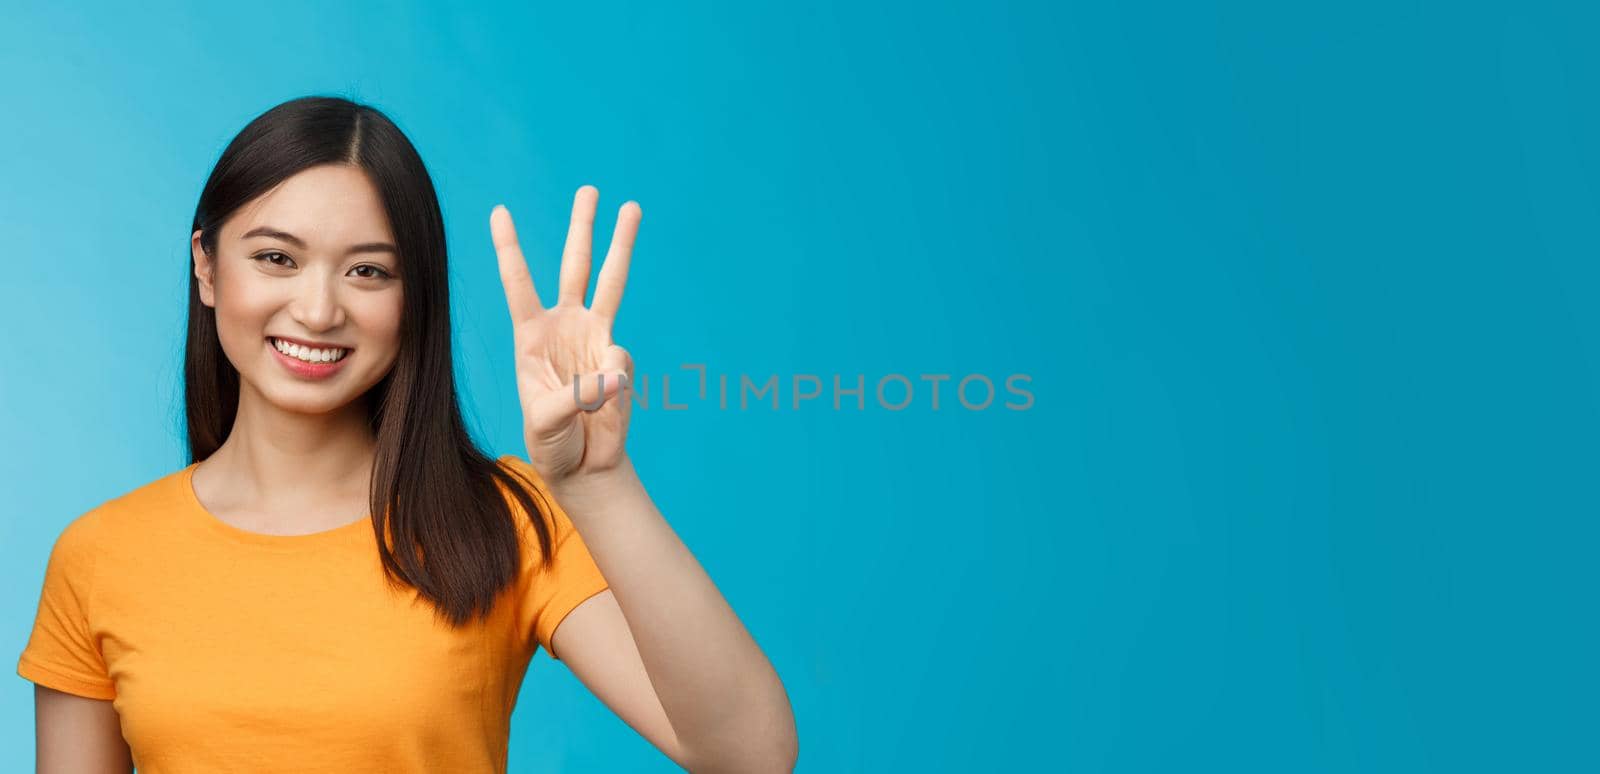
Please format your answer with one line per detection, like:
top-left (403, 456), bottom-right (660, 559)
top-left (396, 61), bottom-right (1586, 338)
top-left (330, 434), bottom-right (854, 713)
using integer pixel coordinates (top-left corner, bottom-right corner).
top-left (243, 373), bottom-right (363, 413)
top-left (269, 391), bottom-right (364, 417)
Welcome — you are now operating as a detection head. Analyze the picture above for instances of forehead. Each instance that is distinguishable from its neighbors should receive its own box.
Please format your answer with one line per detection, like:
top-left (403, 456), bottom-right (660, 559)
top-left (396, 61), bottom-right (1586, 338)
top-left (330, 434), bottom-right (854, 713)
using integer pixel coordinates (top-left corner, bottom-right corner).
top-left (224, 164), bottom-right (395, 246)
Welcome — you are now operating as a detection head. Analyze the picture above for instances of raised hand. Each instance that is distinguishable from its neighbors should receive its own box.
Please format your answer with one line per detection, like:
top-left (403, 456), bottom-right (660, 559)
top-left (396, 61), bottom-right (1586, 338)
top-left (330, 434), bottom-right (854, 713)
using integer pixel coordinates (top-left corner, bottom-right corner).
top-left (491, 185), bottom-right (641, 484)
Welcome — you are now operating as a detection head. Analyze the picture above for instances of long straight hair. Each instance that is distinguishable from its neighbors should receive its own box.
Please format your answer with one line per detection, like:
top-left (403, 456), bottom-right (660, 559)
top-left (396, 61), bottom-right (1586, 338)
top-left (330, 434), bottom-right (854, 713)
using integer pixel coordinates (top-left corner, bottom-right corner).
top-left (184, 95), bottom-right (555, 627)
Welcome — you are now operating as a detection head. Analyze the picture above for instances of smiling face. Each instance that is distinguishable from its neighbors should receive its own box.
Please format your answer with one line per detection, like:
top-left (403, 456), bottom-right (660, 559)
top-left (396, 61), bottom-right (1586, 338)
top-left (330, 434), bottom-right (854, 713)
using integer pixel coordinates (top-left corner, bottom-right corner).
top-left (191, 163), bottom-right (404, 417)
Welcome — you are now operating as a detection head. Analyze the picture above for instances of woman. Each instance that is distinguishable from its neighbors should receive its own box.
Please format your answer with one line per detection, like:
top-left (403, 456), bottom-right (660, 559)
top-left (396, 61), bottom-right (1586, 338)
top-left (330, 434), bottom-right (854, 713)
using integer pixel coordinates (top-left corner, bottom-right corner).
top-left (16, 96), bottom-right (798, 773)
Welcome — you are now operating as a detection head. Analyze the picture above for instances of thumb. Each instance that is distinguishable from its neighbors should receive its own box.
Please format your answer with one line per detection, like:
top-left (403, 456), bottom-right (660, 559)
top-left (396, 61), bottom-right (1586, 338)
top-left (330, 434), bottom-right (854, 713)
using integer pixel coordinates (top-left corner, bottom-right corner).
top-left (599, 345), bottom-right (633, 387)
top-left (528, 368), bottom-right (630, 429)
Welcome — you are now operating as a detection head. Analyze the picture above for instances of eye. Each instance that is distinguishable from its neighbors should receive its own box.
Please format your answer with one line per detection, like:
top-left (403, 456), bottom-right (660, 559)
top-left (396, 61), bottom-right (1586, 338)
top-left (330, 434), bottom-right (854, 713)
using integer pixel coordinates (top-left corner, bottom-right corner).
top-left (351, 264), bottom-right (395, 280)
top-left (252, 250), bottom-right (295, 268)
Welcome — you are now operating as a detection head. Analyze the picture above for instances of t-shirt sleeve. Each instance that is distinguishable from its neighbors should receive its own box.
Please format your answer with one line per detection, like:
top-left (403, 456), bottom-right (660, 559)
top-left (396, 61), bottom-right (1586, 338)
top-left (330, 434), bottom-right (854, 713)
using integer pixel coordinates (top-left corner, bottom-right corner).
top-left (499, 455), bottom-right (611, 662)
top-left (16, 511), bottom-right (116, 700)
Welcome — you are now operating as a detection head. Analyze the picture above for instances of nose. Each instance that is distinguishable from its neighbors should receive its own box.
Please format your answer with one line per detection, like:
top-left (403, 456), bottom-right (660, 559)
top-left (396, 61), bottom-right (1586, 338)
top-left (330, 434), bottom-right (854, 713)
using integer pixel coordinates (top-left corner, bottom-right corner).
top-left (289, 272), bottom-right (347, 332)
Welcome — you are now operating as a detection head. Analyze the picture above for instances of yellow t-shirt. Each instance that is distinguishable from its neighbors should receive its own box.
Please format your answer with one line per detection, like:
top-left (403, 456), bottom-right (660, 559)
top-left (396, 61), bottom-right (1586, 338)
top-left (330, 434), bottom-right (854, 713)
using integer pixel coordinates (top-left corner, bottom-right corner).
top-left (16, 454), bottom-right (609, 773)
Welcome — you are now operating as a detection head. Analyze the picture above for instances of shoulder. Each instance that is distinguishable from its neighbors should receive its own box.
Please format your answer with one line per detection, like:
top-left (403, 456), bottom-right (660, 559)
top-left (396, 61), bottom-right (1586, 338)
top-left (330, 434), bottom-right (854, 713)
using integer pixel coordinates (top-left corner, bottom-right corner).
top-left (44, 506), bottom-right (106, 566)
top-left (491, 454), bottom-right (556, 515)
top-left (47, 464), bottom-right (194, 557)
top-left (491, 454), bottom-right (574, 562)
top-left (493, 453), bottom-right (544, 485)
top-left (103, 464), bottom-right (194, 528)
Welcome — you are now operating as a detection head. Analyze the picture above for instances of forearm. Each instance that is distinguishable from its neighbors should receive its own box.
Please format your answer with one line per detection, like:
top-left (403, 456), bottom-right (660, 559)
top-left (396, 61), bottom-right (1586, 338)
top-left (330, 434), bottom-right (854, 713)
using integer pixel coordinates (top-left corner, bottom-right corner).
top-left (549, 455), bottom-right (798, 772)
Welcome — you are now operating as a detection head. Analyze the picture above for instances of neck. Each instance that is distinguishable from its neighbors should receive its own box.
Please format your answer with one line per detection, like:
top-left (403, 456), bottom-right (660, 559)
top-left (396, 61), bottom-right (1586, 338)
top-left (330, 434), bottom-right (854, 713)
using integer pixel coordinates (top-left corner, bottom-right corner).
top-left (203, 383), bottom-right (379, 510)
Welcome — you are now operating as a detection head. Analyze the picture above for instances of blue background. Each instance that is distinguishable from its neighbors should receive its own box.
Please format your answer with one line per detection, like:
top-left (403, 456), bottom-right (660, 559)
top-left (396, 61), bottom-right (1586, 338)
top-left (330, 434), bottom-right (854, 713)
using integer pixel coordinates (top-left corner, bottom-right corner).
top-left (2, 1), bottom-right (1595, 771)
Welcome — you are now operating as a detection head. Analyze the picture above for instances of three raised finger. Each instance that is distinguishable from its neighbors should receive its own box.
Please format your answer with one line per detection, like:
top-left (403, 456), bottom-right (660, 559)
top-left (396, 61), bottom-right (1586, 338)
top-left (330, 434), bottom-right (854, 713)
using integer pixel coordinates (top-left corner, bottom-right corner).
top-left (591, 201), bottom-right (641, 320)
top-left (490, 204), bottom-right (543, 324)
top-left (558, 186), bottom-right (599, 306)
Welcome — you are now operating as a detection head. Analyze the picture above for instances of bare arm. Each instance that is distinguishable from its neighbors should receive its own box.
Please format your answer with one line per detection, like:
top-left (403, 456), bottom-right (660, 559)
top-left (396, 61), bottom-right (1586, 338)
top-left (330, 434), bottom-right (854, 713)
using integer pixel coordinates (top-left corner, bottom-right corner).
top-left (554, 589), bottom-right (692, 768)
top-left (550, 459), bottom-right (799, 773)
top-left (34, 684), bottom-right (132, 774)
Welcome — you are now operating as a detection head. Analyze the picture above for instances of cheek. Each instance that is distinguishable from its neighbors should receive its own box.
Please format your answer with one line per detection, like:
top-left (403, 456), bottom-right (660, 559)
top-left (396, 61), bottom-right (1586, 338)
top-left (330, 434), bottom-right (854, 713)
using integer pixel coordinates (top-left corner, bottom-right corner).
top-left (351, 293), bottom-right (405, 353)
top-left (212, 275), bottom-right (278, 348)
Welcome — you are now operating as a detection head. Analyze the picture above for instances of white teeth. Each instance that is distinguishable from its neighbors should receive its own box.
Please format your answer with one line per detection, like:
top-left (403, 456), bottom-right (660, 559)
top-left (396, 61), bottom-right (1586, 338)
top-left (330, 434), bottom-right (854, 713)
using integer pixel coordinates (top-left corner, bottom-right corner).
top-left (272, 338), bottom-right (348, 363)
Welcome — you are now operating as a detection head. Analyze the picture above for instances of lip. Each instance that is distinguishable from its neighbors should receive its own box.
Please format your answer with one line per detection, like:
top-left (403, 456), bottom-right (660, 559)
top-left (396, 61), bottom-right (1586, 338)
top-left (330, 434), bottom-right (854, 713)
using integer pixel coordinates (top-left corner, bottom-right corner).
top-left (270, 335), bottom-right (352, 350)
top-left (267, 337), bottom-right (352, 380)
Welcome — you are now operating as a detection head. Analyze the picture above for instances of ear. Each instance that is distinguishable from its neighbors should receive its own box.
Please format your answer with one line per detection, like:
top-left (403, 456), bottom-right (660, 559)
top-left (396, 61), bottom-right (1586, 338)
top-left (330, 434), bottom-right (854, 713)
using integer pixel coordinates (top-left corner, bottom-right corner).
top-left (192, 229), bottom-right (216, 308)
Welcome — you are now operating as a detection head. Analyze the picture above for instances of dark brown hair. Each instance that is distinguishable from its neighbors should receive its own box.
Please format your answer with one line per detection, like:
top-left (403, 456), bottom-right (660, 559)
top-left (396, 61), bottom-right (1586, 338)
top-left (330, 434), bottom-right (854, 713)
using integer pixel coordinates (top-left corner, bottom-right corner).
top-left (184, 95), bottom-right (554, 627)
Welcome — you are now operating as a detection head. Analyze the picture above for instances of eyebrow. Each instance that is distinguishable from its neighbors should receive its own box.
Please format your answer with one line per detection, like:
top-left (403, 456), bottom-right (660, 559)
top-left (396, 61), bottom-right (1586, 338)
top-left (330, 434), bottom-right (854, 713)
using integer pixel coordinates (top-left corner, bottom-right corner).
top-left (241, 226), bottom-right (398, 256)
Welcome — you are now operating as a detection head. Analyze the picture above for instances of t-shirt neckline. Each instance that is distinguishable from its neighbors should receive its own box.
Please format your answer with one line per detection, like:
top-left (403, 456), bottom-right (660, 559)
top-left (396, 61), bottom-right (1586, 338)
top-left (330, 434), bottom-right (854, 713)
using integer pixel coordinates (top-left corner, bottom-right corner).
top-left (178, 461), bottom-right (372, 549)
